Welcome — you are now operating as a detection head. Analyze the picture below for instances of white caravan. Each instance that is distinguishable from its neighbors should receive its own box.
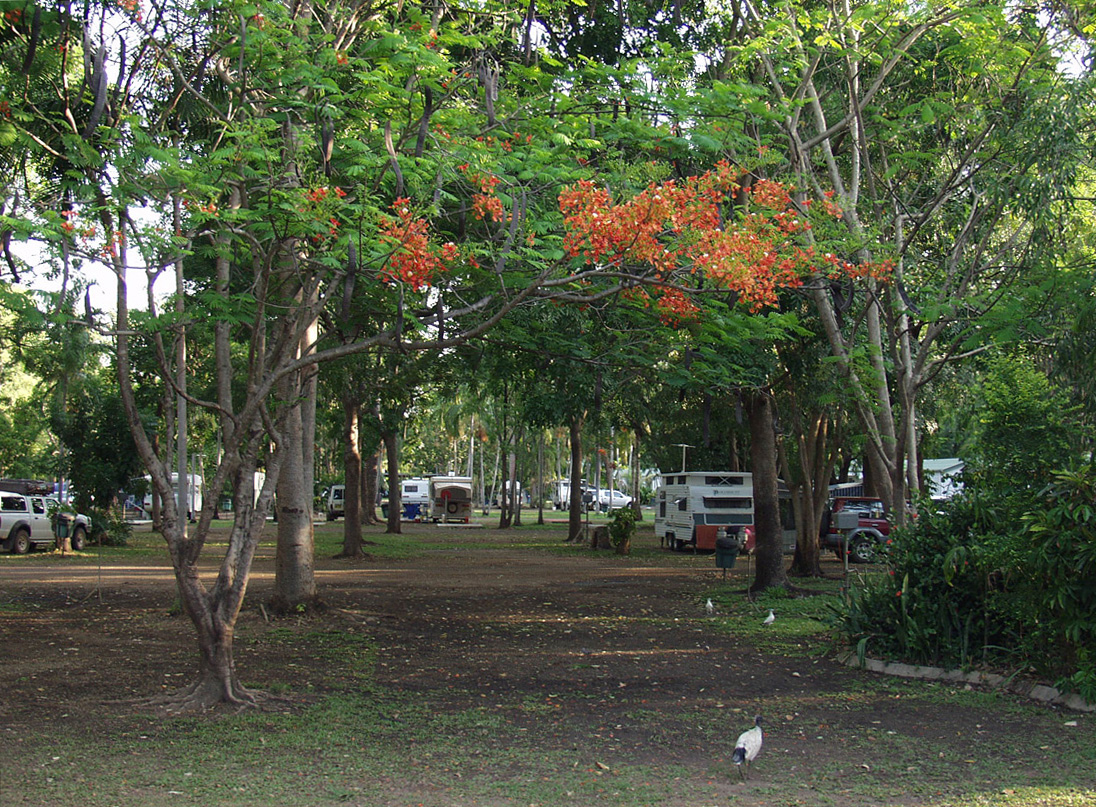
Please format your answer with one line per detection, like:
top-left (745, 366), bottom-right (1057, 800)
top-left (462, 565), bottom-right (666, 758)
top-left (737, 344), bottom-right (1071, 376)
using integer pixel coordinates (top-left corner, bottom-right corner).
top-left (429, 476), bottom-right (474, 523)
top-left (137, 473), bottom-right (204, 519)
top-left (654, 470), bottom-right (796, 552)
top-left (551, 478), bottom-right (591, 510)
top-left (399, 477), bottom-right (431, 520)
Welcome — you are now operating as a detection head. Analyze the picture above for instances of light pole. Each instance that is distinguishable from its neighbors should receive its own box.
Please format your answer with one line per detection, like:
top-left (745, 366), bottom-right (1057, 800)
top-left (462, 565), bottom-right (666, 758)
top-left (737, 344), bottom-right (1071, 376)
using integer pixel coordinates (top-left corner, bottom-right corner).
top-left (673, 443), bottom-right (694, 474)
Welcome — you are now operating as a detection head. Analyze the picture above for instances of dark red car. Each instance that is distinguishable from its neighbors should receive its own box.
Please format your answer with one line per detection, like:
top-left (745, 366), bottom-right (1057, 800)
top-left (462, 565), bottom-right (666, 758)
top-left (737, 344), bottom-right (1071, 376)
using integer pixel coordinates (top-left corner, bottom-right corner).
top-left (820, 497), bottom-right (890, 563)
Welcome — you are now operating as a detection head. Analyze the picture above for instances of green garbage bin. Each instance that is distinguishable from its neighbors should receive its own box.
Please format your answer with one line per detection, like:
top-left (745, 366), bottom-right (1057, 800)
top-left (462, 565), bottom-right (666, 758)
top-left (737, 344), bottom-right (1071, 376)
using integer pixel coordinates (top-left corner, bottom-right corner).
top-left (53, 513), bottom-right (73, 539)
top-left (715, 534), bottom-right (740, 569)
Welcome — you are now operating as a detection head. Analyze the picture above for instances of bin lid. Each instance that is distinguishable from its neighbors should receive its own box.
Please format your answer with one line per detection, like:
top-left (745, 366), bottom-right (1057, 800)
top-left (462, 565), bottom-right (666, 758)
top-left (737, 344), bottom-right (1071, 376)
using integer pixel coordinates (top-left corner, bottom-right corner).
top-left (715, 536), bottom-right (738, 549)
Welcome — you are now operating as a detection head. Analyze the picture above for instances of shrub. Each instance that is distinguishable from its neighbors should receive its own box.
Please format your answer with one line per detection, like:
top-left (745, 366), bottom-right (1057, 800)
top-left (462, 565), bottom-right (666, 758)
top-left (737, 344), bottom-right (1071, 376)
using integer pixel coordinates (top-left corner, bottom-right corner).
top-left (831, 485), bottom-right (1034, 671)
top-left (89, 507), bottom-right (131, 546)
top-left (832, 467), bottom-right (1096, 702)
top-left (607, 506), bottom-right (637, 554)
top-left (1024, 466), bottom-right (1096, 702)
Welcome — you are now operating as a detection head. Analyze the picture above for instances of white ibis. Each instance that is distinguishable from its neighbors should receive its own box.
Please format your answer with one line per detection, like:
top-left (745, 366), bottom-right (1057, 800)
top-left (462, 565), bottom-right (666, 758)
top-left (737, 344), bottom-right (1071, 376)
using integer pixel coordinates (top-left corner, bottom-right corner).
top-left (731, 715), bottom-right (763, 780)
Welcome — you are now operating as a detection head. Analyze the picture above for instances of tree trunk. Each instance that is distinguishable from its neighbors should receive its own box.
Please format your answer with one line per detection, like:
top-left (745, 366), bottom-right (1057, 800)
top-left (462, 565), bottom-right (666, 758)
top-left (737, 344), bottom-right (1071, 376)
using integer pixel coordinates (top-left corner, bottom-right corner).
top-left (339, 391), bottom-right (364, 557)
top-left (567, 413), bottom-right (585, 543)
top-left (747, 392), bottom-right (789, 594)
top-left (113, 194), bottom-right (286, 709)
top-left (781, 410), bottom-right (837, 578)
top-left (272, 322), bottom-right (318, 610)
top-left (383, 430), bottom-right (401, 534)
top-left (178, 579), bottom-right (252, 707)
top-left (362, 444), bottom-right (379, 526)
top-left (536, 430), bottom-right (546, 526)
top-left (272, 395), bottom-right (317, 612)
top-left (497, 404), bottom-right (513, 528)
top-left (485, 444), bottom-right (500, 516)
top-left (511, 446), bottom-right (522, 527)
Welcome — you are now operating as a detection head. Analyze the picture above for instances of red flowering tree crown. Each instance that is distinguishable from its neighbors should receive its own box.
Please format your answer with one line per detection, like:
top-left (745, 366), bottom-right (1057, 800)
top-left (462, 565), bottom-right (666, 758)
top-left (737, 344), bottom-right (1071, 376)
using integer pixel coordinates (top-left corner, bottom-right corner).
top-left (558, 162), bottom-right (890, 324)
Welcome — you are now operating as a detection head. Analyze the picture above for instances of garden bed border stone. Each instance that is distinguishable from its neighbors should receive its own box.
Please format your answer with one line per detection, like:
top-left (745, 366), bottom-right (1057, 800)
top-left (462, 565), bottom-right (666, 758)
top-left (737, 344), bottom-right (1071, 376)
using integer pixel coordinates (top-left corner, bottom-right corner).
top-left (838, 652), bottom-right (1095, 713)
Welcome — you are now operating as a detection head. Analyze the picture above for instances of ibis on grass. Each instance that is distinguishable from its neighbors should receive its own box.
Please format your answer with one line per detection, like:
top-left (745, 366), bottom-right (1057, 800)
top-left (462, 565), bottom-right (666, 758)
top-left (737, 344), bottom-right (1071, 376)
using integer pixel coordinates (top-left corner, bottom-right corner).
top-left (731, 715), bottom-right (763, 781)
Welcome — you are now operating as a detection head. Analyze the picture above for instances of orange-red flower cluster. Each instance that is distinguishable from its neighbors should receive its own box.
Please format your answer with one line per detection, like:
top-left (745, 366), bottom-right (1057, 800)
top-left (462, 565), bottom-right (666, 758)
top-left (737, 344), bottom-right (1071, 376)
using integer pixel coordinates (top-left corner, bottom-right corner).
top-left (624, 287), bottom-right (703, 326)
top-left (116, 0), bottom-right (142, 21)
top-left (468, 172), bottom-right (507, 223)
top-left (378, 199), bottom-right (459, 291)
top-left (560, 162), bottom-right (883, 315)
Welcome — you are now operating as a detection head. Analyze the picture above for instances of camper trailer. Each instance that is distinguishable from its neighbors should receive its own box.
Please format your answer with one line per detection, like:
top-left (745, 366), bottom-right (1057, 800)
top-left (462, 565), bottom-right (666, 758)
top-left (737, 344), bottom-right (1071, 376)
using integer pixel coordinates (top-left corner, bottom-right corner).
top-left (654, 471), bottom-right (796, 553)
top-left (135, 473), bottom-right (204, 519)
top-left (429, 476), bottom-right (473, 523)
top-left (400, 477), bottom-right (430, 520)
top-left (551, 478), bottom-right (592, 511)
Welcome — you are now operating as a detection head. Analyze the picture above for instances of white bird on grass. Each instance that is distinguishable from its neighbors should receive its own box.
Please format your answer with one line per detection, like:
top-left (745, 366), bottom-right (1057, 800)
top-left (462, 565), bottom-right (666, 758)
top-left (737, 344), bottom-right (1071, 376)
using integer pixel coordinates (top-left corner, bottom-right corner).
top-left (705, 598), bottom-right (715, 615)
top-left (731, 715), bottom-right (763, 780)
top-left (762, 609), bottom-right (775, 626)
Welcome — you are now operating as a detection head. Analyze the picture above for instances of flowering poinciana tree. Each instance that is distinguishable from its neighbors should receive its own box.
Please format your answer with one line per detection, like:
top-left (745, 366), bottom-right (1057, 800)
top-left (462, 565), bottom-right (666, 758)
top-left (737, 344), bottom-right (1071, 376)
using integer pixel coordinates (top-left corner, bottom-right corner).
top-left (551, 164), bottom-right (876, 570)
top-left (2, 0), bottom-right (882, 707)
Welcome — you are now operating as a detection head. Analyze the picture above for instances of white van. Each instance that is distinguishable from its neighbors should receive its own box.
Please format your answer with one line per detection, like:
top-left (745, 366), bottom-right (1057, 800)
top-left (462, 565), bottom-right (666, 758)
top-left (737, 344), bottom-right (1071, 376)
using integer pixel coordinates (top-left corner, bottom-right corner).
top-left (325, 484), bottom-right (345, 521)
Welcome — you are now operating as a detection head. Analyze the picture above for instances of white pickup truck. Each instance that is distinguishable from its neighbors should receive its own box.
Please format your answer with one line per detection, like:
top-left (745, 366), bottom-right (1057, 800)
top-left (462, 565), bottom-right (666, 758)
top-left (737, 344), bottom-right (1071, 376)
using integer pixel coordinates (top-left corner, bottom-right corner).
top-left (1, 490), bottom-right (91, 553)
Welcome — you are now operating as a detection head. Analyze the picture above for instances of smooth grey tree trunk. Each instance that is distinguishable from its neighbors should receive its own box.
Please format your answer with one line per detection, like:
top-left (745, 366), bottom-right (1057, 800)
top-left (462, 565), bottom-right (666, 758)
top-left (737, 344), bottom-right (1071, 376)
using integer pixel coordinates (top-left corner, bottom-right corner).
top-left (747, 392), bottom-right (789, 594)
top-left (567, 414), bottom-right (585, 543)
top-left (339, 391), bottom-right (364, 557)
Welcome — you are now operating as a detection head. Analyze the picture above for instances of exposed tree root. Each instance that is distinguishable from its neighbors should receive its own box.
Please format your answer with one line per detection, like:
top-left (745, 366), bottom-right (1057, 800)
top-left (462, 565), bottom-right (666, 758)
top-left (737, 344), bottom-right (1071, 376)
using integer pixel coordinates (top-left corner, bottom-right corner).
top-left (330, 546), bottom-right (377, 561)
top-left (127, 678), bottom-right (294, 715)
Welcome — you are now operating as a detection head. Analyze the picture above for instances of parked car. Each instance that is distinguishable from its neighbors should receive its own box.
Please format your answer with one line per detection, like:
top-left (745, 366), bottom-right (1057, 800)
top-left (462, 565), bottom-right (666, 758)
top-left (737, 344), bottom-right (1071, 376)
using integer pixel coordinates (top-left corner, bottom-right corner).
top-left (596, 488), bottom-right (633, 511)
top-left (325, 484), bottom-right (345, 521)
top-left (820, 496), bottom-right (890, 563)
top-left (46, 498), bottom-right (91, 550)
top-left (0, 490), bottom-right (90, 553)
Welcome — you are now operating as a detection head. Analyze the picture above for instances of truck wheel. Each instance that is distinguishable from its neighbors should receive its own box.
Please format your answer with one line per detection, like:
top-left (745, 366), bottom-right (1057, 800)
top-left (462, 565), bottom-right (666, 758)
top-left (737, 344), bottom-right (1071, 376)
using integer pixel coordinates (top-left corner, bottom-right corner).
top-left (849, 537), bottom-right (875, 563)
top-left (70, 526), bottom-right (87, 551)
top-left (11, 527), bottom-right (30, 555)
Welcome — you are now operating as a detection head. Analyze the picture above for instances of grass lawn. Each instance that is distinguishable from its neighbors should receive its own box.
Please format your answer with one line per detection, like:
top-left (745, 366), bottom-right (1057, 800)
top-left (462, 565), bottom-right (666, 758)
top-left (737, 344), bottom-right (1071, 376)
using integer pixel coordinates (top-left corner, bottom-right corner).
top-left (1, 519), bottom-right (1093, 806)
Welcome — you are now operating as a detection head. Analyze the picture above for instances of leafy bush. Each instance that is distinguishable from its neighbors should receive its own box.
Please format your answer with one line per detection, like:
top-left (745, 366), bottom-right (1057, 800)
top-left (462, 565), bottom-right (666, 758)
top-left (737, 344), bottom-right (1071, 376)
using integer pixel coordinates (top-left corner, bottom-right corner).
top-left (831, 466), bottom-right (1096, 702)
top-left (89, 507), bottom-right (131, 546)
top-left (607, 506), bottom-right (637, 553)
top-left (833, 487), bottom-right (1027, 671)
top-left (1024, 466), bottom-right (1096, 702)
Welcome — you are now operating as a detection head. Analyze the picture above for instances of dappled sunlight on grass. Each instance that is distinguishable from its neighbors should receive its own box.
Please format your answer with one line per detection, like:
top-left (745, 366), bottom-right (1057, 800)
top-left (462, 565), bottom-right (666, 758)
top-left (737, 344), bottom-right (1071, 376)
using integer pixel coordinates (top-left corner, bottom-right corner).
top-left (932, 786), bottom-right (1096, 806)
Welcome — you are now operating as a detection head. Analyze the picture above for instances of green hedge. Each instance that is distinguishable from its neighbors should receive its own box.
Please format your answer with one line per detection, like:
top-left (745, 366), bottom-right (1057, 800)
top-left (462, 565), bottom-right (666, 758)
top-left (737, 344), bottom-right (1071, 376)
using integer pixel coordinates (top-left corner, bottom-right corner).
top-left (831, 466), bottom-right (1096, 703)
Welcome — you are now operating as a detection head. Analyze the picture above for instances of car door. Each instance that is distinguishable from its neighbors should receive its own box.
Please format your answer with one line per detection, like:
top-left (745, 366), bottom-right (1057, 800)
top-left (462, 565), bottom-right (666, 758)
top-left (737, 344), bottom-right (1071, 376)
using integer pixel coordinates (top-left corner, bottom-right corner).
top-left (28, 496), bottom-right (51, 541)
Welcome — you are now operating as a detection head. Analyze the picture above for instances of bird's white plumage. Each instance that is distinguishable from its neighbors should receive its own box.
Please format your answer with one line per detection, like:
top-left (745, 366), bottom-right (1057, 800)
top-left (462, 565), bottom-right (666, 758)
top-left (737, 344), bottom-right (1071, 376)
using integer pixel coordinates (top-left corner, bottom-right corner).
top-left (705, 598), bottom-right (715, 615)
top-left (762, 609), bottom-right (775, 625)
top-left (731, 715), bottom-right (763, 780)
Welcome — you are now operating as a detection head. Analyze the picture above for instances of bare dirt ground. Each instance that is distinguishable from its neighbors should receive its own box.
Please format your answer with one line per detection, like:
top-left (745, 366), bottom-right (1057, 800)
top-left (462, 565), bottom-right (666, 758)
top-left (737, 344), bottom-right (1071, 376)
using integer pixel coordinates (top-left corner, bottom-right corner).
top-left (2, 522), bottom-right (1094, 807)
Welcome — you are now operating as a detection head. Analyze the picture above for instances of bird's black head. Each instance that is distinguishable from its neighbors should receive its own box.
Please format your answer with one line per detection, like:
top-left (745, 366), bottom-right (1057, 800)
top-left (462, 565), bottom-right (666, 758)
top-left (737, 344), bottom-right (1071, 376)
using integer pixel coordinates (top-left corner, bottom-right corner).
top-left (754, 715), bottom-right (763, 726)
